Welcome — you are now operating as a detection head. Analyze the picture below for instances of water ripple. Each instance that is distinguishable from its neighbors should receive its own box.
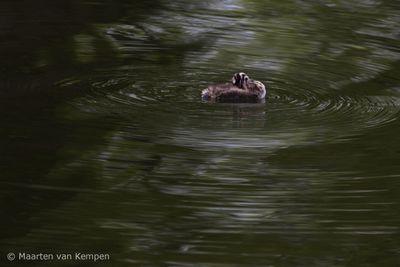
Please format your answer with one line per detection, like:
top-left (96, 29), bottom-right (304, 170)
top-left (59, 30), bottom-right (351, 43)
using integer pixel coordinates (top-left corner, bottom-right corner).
top-left (66, 71), bottom-right (400, 155)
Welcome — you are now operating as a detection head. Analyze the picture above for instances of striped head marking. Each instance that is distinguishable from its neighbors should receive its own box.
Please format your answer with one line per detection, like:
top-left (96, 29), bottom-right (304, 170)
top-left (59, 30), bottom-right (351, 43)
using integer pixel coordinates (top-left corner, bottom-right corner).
top-left (231, 72), bottom-right (249, 89)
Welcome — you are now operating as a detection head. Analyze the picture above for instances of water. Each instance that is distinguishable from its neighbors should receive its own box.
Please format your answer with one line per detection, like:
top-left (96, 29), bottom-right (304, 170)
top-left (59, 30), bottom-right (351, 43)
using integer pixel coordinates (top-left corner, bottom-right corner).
top-left (1, 0), bottom-right (400, 266)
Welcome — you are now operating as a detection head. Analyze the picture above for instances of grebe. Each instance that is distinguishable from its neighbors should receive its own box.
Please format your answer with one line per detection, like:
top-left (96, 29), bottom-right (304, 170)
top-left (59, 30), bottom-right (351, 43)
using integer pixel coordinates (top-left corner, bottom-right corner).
top-left (201, 72), bottom-right (266, 103)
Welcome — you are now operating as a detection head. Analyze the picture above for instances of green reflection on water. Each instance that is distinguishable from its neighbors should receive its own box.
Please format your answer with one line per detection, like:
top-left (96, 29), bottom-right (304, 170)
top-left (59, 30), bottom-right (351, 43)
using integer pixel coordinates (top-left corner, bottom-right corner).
top-left (1, 0), bottom-right (400, 266)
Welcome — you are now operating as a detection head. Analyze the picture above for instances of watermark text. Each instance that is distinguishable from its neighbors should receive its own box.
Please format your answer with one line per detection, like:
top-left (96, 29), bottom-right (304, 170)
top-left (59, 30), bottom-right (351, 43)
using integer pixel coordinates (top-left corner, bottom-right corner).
top-left (6, 252), bottom-right (110, 262)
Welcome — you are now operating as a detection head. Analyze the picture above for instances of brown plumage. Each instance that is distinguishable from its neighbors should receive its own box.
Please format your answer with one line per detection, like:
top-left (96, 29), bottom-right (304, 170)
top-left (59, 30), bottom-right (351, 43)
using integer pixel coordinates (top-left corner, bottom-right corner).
top-left (201, 72), bottom-right (266, 103)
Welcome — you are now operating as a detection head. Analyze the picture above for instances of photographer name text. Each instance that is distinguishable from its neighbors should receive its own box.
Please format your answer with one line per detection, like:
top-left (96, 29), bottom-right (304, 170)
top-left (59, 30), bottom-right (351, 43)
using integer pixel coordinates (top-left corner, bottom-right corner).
top-left (7, 252), bottom-right (110, 262)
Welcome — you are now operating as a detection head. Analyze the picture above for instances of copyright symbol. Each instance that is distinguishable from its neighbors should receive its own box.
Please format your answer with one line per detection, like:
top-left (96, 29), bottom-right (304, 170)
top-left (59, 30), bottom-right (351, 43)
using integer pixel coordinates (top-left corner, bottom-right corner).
top-left (7, 252), bottom-right (16, 261)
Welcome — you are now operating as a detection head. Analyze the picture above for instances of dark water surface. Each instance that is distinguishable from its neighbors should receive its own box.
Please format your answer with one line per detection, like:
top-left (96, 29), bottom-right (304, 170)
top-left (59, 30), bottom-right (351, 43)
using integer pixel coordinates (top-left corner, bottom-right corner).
top-left (1, 0), bottom-right (400, 266)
